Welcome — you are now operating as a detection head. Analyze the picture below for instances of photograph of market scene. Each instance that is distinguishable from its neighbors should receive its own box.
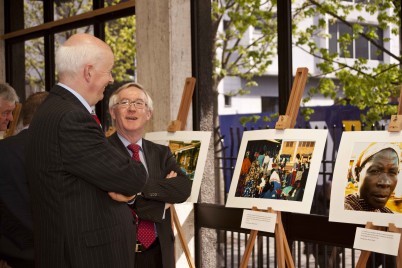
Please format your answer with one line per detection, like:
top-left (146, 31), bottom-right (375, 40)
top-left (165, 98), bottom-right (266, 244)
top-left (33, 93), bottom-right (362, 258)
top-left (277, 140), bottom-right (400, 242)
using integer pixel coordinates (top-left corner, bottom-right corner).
top-left (168, 140), bottom-right (202, 181)
top-left (234, 139), bottom-right (316, 201)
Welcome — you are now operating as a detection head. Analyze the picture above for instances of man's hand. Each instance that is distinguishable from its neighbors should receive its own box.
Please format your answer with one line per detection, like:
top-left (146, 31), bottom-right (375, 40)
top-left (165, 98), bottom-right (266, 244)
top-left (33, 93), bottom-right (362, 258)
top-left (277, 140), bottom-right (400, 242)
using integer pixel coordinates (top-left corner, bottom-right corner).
top-left (108, 192), bottom-right (136, 202)
top-left (166, 171), bottom-right (177, 179)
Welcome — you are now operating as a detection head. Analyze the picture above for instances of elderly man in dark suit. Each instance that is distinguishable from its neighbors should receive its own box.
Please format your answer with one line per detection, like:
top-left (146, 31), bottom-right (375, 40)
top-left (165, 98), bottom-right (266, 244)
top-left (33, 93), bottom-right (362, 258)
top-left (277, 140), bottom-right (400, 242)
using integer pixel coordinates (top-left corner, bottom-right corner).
top-left (26, 33), bottom-right (147, 268)
top-left (0, 91), bottom-right (48, 268)
top-left (108, 82), bottom-right (192, 268)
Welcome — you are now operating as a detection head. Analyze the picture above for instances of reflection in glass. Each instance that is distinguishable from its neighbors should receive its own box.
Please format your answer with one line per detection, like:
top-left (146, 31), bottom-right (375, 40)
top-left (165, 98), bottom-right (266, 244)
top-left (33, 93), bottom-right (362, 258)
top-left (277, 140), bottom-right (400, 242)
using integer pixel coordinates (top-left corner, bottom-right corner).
top-left (105, 16), bottom-right (136, 83)
top-left (24, 0), bottom-right (44, 28)
top-left (25, 38), bottom-right (45, 97)
top-left (54, 0), bottom-right (93, 20)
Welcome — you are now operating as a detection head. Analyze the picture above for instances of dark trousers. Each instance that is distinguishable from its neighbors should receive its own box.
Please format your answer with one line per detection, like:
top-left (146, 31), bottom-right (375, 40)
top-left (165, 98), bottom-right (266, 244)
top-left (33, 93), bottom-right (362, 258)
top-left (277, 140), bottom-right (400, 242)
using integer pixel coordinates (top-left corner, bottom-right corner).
top-left (134, 238), bottom-right (163, 268)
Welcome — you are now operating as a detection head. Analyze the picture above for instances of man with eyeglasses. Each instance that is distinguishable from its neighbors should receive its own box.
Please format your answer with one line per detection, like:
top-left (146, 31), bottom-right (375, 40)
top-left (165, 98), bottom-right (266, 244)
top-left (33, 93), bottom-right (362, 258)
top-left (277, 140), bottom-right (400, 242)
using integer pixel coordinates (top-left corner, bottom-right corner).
top-left (0, 83), bottom-right (19, 138)
top-left (107, 82), bottom-right (191, 268)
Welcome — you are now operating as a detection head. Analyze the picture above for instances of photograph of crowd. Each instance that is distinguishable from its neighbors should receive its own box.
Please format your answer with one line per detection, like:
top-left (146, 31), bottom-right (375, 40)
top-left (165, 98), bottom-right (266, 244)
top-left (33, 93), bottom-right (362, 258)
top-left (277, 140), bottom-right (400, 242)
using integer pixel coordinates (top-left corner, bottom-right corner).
top-left (234, 139), bottom-right (315, 202)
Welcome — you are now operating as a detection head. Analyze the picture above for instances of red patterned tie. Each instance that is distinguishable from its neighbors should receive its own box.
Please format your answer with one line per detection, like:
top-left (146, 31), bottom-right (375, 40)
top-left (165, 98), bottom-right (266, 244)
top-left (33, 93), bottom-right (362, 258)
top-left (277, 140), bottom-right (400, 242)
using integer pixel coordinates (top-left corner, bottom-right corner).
top-left (127, 144), bottom-right (156, 249)
top-left (91, 111), bottom-right (101, 127)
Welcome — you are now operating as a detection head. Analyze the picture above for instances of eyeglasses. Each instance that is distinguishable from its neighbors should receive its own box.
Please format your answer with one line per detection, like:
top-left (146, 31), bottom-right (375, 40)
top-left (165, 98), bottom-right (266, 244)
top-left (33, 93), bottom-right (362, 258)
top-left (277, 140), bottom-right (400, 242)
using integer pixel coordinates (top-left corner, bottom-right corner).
top-left (115, 99), bottom-right (147, 109)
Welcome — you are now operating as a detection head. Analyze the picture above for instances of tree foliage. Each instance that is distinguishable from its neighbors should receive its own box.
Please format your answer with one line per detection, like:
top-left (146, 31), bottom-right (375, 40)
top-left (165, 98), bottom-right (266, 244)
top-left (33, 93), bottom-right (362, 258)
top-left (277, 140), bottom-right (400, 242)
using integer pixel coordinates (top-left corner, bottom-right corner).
top-left (294, 0), bottom-right (402, 126)
top-left (211, 0), bottom-right (278, 95)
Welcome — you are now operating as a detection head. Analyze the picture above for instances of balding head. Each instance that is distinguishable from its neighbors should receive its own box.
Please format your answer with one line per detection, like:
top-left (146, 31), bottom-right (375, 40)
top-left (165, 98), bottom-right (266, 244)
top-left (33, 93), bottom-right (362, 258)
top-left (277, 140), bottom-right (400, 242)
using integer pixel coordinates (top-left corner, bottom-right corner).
top-left (56, 33), bottom-right (113, 80)
top-left (55, 33), bottom-right (115, 106)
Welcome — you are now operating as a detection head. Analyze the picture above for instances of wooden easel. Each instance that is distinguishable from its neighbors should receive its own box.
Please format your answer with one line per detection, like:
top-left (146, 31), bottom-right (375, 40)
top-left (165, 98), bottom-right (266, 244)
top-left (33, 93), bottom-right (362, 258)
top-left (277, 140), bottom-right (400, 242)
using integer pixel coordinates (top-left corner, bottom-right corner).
top-left (167, 77), bottom-right (196, 268)
top-left (356, 87), bottom-right (402, 267)
top-left (239, 67), bottom-right (308, 268)
top-left (3, 102), bottom-right (22, 138)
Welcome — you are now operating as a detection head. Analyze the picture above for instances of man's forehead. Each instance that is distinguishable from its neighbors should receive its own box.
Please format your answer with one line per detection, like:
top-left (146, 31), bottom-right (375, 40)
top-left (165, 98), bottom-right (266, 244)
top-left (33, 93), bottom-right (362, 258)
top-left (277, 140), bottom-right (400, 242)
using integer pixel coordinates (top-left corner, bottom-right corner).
top-left (0, 98), bottom-right (16, 110)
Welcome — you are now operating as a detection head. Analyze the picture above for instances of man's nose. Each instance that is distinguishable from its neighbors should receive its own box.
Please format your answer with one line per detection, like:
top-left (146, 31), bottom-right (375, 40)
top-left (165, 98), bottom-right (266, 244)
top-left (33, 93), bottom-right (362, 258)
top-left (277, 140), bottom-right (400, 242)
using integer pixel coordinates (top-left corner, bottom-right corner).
top-left (377, 174), bottom-right (392, 187)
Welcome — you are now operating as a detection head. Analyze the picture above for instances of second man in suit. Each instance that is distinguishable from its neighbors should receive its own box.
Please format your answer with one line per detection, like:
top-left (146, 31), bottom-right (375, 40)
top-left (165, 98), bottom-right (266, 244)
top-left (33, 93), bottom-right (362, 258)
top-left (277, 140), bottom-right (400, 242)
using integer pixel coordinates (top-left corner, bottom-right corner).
top-left (108, 82), bottom-right (192, 268)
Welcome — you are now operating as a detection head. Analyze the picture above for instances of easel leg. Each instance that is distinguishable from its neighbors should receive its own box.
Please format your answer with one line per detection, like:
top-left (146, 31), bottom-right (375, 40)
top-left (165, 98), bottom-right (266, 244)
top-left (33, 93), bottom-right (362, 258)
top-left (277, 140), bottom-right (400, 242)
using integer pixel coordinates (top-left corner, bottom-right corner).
top-left (240, 230), bottom-right (258, 268)
top-left (388, 223), bottom-right (402, 268)
top-left (277, 213), bottom-right (295, 268)
top-left (275, 224), bottom-right (286, 268)
top-left (356, 250), bottom-right (371, 268)
top-left (171, 205), bottom-right (196, 268)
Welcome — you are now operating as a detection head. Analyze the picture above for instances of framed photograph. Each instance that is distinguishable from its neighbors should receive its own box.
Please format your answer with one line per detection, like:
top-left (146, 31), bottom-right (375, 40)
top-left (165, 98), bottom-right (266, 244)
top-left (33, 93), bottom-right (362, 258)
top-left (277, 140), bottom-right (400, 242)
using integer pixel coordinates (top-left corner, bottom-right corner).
top-left (329, 131), bottom-right (402, 227)
top-left (144, 131), bottom-right (211, 203)
top-left (225, 128), bottom-right (328, 214)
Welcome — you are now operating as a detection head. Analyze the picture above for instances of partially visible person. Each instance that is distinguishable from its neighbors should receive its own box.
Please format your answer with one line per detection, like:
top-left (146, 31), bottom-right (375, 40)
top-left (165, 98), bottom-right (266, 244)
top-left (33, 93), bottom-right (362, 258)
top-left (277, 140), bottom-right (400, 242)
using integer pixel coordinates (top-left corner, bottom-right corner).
top-left (0, 83), bottom-right (19, 137)
top-left (0, 91), bottom-right (48, 268)
top-left (107, 82), bottom-right (191, 268)
top-left (26, 33), bottom-right (147, 268)
top-left (345, 142), bottom-right (400, 212)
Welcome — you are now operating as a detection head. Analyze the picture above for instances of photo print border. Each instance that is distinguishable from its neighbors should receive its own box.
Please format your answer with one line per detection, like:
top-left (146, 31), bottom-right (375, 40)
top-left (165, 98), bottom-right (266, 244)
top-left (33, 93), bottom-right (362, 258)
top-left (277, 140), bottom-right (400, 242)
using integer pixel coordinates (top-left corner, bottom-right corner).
top-left (225, 128), bottom-right (328, 214)
top-left (329, 131), bottom-right (402, 227)
top-left (145, 131), bottom-right (211, 203)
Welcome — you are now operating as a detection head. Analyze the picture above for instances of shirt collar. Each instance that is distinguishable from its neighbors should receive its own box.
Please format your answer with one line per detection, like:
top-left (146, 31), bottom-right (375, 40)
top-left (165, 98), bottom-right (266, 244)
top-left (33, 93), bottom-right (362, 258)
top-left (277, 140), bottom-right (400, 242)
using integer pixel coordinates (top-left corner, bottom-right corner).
top-left (57, 82), bottom-right (92, 113)
top-left (117, 133), bottom-right (143, 150)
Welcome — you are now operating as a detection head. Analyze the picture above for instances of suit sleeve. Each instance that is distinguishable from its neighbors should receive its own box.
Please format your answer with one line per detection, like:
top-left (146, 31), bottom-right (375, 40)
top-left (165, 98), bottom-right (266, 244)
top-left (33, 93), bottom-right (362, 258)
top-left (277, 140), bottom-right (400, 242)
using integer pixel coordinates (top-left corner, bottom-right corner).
top-left (131, 198), bottom-right (165, 223)
top-left (59, 109), bottom-right (147, 196)
top-left (141, 149), bottom-right (192, 203)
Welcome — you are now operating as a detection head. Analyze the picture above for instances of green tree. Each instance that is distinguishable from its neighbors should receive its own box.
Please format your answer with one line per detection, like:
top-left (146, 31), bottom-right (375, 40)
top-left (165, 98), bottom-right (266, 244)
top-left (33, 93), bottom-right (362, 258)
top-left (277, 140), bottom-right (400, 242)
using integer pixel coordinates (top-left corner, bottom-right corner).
top-left (294, 0), bottom-right (402, 126)
top-left (211, 0), bottom-right (278, 126)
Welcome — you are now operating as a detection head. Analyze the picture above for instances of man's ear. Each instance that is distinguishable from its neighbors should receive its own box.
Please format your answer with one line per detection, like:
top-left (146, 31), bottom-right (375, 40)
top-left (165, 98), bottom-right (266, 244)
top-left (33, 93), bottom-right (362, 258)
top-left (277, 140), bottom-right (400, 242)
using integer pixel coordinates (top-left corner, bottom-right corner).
top-left (109, 107), bottom-right (116, 120)
top-left (146, 109), bottom-right (152, 121)
top-left (84, 64), bottom-right (93, 82)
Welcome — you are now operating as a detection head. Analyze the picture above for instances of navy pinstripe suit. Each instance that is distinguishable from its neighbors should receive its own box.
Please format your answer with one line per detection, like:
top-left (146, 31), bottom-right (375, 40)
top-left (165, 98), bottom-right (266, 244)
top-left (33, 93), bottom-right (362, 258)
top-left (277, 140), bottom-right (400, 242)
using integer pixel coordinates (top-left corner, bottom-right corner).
top-left (26, 85), bottom-right (147, 268)
top-left (108, 132), bottom-right (191, 268)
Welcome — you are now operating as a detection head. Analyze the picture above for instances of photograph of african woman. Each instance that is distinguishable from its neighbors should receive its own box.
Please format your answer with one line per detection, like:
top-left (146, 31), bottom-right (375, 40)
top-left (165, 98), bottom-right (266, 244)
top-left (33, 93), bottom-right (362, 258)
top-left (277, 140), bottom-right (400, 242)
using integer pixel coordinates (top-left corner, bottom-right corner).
top-left (344, 142), bottom-right (402, 213)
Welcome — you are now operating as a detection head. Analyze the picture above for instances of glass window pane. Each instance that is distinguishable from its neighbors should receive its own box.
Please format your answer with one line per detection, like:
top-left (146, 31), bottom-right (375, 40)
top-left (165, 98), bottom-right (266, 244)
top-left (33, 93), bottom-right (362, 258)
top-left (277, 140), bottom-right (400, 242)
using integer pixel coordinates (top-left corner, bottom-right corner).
top-left (105, 16), bottom-right (136, 83)
top-left (25, 37), bottom-right (45, 97)
top-left (370, 27), bottom-right (383, 61)
top-left (328, 23), bottom-right (337, 54)
top-left (355, 34), bottom-right (368, 59)
top-left (54, 1), bottom-right (93, 21)
top-left (24, 0), bottom-right (44, 28)
top-left (339, 22), bottom-right (353, 58)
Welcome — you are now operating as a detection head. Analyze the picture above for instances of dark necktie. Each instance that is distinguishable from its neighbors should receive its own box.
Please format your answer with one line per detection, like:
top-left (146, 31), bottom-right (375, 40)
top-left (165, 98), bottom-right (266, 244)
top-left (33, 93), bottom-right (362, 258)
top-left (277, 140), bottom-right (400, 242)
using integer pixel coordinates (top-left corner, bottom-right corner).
top-left (127, 143), bottom-right (156, 249)
top-left (91, 111), bottom-right (102, 127)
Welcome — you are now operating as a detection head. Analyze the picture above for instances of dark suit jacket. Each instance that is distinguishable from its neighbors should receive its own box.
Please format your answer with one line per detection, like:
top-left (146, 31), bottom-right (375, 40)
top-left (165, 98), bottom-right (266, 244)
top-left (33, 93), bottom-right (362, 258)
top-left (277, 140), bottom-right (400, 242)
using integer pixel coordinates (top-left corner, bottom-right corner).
top-left (26, 85), bottom-right (147, 268)
top-left (108, 132), bottom-right (191, 268)
top-left (0, 129), bottom-right (34, 260)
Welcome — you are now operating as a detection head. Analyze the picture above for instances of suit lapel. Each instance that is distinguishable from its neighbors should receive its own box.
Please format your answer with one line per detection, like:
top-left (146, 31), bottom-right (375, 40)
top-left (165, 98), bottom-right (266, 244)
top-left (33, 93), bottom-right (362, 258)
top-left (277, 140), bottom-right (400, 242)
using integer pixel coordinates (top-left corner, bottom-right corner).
top-left (109, 132), bottom-right (131, 158)
top-left (142, 139), bottom-right (156, 179)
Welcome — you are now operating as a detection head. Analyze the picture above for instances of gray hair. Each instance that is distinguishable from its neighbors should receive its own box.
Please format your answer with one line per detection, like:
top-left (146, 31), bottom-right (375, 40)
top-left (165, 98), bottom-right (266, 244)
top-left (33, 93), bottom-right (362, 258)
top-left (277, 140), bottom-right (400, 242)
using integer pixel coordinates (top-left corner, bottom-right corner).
top-left (55, 42), bottom-right (107, 78)
top-left (0, 82), bottom-right (19, 105)
top-left (109, 82), bottom-right (154, 112)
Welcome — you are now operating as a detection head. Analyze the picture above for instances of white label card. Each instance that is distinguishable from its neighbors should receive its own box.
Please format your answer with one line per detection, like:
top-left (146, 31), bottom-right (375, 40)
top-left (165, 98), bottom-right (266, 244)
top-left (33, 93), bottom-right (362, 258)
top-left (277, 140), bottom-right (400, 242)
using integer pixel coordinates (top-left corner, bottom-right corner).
top-left (353, 227), bottom-right (401, 256)
top-left (240, 209), bottom-right (277, 233)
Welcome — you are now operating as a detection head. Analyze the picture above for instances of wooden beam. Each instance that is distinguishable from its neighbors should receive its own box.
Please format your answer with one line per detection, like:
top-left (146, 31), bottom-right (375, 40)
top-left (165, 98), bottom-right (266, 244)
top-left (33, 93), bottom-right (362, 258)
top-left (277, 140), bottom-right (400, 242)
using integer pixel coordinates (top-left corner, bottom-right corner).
top-left (0, 1), bottom-right (135, 40)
